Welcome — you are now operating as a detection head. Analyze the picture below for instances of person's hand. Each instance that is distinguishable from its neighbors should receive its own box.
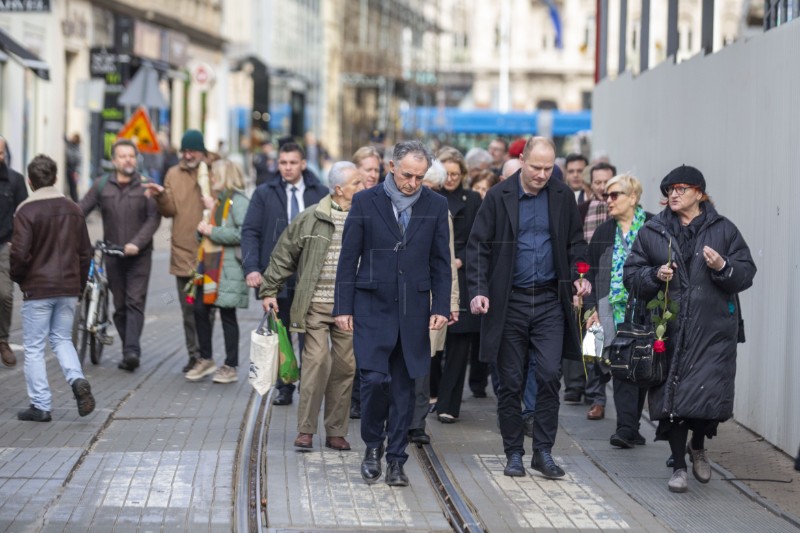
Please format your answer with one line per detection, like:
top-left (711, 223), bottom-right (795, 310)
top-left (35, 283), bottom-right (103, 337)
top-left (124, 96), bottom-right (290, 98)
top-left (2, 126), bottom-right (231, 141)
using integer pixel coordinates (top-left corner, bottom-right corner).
top-left (142, 182), bottom-right (164, 198)
top-left (430, 314), bottom-right (448, 330)
top-left (123, 243), bottom-right (140, 256)
top-left (246, 272), bottom-right (263, 288)
top-left (335, 315), bottom-right (353, 331)
top-left (574, 278), bottom-right (591, 297)
top-left (454, 258), bottom-right (463, 270)
top-left (262, 297), bottom-right (278, 314)
top-left (657, 262), bottom-right (677, 282)
top-left (470, 295), bottom-right (490, 315)
top-left (703, 246), bottom-right (726, 271)
top-left (448, 310), bottom-right (459, 325)
top-left (585, 310), bottom-right (599, 328)
top-left (202, 195), bottom-right (216, 211)
top-left (197, 221), bottom-right (213, 236)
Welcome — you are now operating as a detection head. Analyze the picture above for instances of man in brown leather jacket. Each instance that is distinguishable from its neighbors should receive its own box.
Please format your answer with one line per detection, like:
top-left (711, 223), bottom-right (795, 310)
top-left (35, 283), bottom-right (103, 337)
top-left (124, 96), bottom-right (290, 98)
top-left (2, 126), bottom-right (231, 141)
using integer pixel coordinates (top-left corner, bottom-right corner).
top-left (10, 155), bottom-right (95, 422)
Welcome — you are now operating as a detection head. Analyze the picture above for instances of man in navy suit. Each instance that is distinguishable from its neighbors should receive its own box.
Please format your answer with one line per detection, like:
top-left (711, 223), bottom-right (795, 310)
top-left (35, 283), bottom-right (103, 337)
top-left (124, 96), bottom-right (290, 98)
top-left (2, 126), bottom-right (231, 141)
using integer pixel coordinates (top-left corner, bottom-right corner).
top-left (334, 140), bottom-right (451, 486)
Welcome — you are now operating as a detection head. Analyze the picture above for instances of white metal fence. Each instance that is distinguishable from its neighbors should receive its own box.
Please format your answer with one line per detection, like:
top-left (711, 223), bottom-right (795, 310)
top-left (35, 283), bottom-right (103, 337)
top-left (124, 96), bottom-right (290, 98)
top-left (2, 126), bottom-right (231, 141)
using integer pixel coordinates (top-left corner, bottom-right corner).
top-left (593, 21), bottom-right (800, 455)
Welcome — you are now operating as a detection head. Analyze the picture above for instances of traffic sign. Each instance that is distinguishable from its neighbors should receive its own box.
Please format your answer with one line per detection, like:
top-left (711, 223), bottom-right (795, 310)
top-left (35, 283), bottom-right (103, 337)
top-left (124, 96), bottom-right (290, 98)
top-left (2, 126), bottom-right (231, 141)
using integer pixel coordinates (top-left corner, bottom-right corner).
top-left (117, 107), bottom-right (161, 153)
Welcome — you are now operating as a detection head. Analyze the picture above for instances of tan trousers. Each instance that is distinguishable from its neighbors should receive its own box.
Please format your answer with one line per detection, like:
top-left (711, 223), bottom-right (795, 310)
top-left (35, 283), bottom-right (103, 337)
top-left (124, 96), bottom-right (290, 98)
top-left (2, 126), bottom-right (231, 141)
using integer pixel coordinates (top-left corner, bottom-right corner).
top-left (297, 302), bottom-right (355, 437)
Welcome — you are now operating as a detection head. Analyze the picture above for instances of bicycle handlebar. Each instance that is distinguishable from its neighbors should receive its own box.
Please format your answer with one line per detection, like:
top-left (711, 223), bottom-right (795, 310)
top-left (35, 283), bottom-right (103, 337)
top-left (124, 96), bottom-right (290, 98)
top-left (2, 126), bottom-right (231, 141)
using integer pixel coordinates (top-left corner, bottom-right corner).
top-left (94, 240), bottom-right (126, 257)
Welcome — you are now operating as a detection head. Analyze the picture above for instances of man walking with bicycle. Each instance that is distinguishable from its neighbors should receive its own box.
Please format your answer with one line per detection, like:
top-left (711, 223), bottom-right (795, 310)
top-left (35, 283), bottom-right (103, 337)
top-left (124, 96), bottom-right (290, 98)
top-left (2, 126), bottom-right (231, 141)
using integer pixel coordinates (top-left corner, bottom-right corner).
top-left (79, 140), bottom-right (161, 371)
top-left (11, 155), bottom-right (95, 421)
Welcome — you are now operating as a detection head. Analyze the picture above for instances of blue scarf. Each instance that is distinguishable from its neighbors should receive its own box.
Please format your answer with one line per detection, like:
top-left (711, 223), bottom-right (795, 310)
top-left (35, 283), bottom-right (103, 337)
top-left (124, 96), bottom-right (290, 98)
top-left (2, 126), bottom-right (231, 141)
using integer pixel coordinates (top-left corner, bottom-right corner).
top-left (384, 173), bottom-right (422, 233)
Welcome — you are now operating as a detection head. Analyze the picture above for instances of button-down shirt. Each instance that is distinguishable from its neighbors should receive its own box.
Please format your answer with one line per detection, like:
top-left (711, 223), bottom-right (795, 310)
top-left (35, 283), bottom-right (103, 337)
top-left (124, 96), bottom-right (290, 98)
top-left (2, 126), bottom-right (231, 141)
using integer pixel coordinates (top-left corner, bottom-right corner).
top-left (513, 179), bottom-right (555, 287)
top-left (284, 179), bottom-right (306, 220)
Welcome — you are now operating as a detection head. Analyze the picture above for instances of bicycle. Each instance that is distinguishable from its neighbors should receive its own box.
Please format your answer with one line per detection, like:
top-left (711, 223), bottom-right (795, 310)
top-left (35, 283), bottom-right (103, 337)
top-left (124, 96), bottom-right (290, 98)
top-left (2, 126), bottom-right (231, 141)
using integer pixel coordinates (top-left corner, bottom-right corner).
top-left (72, 241), bottom-right (125, 365)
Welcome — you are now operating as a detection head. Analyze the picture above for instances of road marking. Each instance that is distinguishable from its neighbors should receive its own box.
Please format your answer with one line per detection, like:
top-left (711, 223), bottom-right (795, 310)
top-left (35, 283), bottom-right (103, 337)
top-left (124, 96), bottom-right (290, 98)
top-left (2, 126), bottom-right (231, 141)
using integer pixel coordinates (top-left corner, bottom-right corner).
top-left (476, 454), bottom-right (630, 530)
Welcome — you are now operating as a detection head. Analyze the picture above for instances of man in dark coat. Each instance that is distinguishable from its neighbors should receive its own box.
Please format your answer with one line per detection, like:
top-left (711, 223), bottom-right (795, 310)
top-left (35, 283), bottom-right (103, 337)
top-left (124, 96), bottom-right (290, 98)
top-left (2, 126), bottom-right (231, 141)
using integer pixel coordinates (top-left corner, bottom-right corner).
top-left (467, 136), bottom-right (590, 479)
top-left (0, 136), bottom-right (28, 367)
top-left (334, 140), bottom-right (451, 487)
top-left (242, 142), bottom-right (328, 405)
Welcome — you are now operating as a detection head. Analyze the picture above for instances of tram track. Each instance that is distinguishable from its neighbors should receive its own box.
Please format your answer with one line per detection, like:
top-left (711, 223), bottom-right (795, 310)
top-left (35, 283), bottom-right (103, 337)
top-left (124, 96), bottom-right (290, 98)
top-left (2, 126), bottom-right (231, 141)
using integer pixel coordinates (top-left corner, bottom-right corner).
top-left (236, 387), bottom-right (485, 533)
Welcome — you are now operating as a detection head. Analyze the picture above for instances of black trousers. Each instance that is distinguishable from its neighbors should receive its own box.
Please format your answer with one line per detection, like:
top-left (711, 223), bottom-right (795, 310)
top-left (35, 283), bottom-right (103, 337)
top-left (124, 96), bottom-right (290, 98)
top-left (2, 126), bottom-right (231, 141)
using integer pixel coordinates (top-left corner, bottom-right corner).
top-left (496, 290), bottom-right (564, 457)
top-left (612, 377), bottom-right (647, 440)
top-left (106, 251), bottom-right (152, 359)
top-left (468, 346), bottom-right (489, 394)
top-left (360, 337), bottom-right (415, 465)
top-left (193, 284), bottom-right (239, 368)
top-left (437, 332), bottom-right (478, 418)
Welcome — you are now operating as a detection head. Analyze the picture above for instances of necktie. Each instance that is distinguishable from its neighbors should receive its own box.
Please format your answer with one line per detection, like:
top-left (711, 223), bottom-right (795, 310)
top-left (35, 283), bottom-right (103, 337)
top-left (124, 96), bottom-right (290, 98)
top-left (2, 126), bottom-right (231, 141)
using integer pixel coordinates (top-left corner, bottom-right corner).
top-left (398, 209), bottom-right (409, 235)
top-left (290, 186), bottom-right (299, 221)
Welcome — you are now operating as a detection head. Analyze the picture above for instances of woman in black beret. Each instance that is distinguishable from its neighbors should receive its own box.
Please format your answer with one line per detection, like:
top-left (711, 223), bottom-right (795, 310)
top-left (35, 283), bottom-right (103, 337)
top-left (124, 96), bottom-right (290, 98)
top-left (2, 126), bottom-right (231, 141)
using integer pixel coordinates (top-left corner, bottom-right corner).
top-left (623, 165), bottom-right (756, 493)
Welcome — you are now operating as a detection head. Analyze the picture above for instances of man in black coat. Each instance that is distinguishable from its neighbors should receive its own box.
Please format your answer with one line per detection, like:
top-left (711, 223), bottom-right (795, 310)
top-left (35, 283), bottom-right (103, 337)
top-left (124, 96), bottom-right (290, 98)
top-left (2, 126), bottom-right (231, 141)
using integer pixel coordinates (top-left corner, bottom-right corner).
top-left (0, 136), bottom-right (28, 367)
top-left (467, 136), bottom-right (590, 479)
top-left (242, 142), bottom-right (328, 405)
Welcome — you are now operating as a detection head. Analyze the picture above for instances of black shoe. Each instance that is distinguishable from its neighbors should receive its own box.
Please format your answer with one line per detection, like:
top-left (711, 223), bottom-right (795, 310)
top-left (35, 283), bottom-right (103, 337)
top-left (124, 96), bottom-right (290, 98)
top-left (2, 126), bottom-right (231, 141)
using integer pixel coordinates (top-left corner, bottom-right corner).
top-left (273, 389), bottom-right (293, 406)
top-left (349, 403), bottom-right (361, 419)
top-left (71, 378), bottom-right (95, 417)
top-left (563, 392), bottom-right (583, 405)
top-left (634, 432), bottom-right (647, 446)
top-left (385, 461), bottom-right (409, 486)
top-left (504, 452), bottom-right (526, 477)
top-left (118, 355), bottom-right (140, 372)
top-left (472, 389), bottom-right (487, 398)
top-left (609, 433), bottom-right (635, 449)
top-left (182, 356), bottom-right (198, 373)
top-left (522, 414), bottom-right (535, 438)
top-left (531, 449), bottom-right (565, 479)
top-left (408, 428), bottom-right (431, 445)
top-left (361, 445), bottom-right (384, 484)
top-left (17, 405), bottom-right (52, 422)
top-left (666, 454), bottom-right (675, 468)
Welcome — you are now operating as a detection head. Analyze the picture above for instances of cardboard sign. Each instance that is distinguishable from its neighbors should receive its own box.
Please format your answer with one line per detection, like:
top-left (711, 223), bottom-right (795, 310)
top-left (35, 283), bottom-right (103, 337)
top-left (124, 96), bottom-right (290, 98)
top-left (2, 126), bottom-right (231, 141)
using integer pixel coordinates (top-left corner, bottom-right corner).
top-left (117, 107), bottom-right (160, 153)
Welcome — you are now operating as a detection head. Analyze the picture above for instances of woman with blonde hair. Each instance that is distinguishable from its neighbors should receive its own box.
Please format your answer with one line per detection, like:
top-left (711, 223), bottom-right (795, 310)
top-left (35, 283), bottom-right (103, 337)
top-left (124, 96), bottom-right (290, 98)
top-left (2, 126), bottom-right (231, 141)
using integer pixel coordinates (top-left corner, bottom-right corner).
top-left (186, 159), bottom-right (251, 384)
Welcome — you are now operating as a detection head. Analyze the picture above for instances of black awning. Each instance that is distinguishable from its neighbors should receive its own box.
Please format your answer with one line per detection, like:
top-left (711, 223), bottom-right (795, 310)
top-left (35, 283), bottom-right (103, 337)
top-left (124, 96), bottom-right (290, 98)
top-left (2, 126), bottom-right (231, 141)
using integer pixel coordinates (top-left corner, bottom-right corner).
top-left (0, 27), bottom-right (49, 80)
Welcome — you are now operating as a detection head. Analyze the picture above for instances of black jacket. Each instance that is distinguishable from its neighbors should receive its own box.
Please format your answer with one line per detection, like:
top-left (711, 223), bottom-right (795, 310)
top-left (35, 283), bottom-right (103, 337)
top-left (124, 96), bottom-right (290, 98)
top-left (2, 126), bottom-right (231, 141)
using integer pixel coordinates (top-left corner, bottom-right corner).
top-left (0, 164), bottom-right (28, 243)
top-left (624, 203), bottom-right (756, 421)
top-left (439, 187), bottom-right (482, 333)
top-left (467, 172), bottom-right (588, 363)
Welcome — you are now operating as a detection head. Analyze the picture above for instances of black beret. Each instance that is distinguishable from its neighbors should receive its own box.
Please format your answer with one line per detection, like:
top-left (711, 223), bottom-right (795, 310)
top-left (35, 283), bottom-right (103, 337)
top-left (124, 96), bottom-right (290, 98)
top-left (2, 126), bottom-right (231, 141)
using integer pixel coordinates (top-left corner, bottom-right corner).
top-left (660, 165), bottom-right (706, 196)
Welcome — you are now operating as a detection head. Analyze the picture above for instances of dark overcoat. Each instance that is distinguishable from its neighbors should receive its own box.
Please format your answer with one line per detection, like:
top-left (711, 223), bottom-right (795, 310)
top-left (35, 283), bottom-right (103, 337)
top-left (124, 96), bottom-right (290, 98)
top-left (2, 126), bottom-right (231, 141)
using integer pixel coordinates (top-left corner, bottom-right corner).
top-left (241, 170), bottom-right (327, 278)
top-left (466, 172), bottom-right (588, 363)
top-left (334, 182), bottom-right (452, 380)
top-left (623, 203), bottom-right (756, 422)
top-left (440, 187), bottom-right (482, 333)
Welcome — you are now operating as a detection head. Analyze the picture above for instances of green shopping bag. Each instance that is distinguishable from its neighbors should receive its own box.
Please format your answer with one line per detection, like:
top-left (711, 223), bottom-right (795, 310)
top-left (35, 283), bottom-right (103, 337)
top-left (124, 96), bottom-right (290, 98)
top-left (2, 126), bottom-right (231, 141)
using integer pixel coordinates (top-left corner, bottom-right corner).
top-left (268, 311), bottom-right (299, 384)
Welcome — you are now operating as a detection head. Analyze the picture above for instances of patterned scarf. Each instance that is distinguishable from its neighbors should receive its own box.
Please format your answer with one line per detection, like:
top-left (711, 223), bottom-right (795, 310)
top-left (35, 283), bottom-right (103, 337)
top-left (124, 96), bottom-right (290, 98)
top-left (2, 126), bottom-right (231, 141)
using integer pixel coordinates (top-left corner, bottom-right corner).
top-left (609, 206), bottom-right (646, 326)
top-left (583, 199), bottom-right (609, 242)
top-left (198, 189), bottom-right (233, 305)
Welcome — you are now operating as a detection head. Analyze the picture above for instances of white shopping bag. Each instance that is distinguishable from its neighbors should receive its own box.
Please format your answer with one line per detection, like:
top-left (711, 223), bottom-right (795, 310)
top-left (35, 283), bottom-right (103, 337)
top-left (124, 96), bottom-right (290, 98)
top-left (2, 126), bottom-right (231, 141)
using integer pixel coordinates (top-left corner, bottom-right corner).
top-left (248, 313), bottom-right (279, 396)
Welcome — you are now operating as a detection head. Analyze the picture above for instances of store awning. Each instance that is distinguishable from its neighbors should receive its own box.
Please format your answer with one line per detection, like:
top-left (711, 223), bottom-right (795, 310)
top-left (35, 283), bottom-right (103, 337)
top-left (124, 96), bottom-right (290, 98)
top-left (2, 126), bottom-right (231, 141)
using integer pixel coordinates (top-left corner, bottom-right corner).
top-left (0, 27), bottom-right (49, 80)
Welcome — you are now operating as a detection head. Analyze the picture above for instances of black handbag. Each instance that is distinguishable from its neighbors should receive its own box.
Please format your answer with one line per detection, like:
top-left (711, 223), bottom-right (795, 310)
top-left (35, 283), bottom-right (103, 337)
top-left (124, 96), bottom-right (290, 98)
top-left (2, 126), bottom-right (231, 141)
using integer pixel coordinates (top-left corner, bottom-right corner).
top-left (606, 295), bottom-right (667, 388)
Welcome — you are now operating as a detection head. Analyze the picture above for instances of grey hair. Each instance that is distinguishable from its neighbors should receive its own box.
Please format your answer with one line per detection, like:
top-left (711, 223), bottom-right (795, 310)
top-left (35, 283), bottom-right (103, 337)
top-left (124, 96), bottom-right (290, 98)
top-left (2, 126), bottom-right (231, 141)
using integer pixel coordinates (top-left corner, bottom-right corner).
top-left (465, 147), bottom-right (493, 169)
top-left (423, 160), bottom-right (446, 188)
top-left (328, 161), bottom-right (357, 189)
top-left (392, 140), bottom-right (433, 168)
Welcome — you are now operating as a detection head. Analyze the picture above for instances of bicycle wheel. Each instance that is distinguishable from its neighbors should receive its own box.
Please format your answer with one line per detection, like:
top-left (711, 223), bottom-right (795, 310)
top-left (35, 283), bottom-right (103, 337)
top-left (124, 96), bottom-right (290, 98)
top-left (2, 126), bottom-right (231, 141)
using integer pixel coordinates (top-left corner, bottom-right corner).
top-left (73, 290), bottom-right (91, 366)
top-left (90, 287), bottom-right (108, 365)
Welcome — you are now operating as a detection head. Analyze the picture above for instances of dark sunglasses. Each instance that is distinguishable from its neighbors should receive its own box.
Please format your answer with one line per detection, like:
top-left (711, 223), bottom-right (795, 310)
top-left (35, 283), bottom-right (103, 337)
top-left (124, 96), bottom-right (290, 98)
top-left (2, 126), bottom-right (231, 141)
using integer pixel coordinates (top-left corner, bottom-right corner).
top-left (602, 191), bottom-right (627, 201)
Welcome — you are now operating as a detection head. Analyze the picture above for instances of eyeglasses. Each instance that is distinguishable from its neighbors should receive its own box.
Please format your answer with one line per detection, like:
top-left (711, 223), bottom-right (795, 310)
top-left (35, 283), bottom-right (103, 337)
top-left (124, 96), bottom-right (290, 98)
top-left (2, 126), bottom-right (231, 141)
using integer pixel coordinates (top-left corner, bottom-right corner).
top-left (602, 191), bottom-right (627, 202)
top-left (666, 184), bottom-right (696, 196)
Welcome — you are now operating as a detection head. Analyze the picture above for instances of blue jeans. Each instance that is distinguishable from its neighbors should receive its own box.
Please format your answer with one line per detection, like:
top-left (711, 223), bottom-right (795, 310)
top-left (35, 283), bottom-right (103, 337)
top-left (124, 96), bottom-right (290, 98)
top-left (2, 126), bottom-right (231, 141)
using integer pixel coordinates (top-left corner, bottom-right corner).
top-left (22, 297), bottom-right (85, 412)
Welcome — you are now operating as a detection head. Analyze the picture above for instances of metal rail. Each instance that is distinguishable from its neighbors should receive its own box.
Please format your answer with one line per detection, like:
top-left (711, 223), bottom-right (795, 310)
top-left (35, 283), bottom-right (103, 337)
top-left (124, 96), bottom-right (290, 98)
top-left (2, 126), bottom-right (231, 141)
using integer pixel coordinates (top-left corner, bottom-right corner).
top-left (235, 388), bottom-right (272, 533)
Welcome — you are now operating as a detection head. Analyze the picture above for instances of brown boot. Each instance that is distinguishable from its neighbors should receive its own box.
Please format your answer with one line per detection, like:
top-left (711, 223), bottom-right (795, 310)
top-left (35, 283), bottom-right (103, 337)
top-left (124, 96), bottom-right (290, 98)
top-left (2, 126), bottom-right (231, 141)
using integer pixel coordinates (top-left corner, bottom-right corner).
top-left (325, 436), bottom-right (352, 450)
top-left (294, 433), bottom-right (313, 449)
top-left (0, 342), bottom-right (16, 367)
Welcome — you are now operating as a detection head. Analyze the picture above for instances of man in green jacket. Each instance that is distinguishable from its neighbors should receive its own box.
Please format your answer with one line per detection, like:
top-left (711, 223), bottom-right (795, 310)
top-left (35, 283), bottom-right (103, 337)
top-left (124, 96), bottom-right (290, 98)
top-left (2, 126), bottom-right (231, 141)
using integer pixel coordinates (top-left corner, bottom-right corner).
top-left (261, 161), bottom-right (363, 451)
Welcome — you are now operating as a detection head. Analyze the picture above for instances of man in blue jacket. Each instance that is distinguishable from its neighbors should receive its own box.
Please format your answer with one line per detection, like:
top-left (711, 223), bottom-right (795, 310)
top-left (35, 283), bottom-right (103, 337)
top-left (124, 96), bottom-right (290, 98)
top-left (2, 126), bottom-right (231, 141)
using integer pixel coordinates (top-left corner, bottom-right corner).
top-left (241, 142), bottom-right (327, 405)
top-left (334, 140), bottom-right (451, 487)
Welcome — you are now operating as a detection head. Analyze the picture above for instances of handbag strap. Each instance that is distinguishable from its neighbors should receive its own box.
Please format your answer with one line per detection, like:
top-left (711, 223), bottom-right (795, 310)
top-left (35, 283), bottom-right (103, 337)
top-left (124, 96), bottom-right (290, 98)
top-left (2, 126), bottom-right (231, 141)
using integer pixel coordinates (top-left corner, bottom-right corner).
top-left (624, 284), bottom-right (645, 326)
top-left (256, 309), bottom-right (277, 336)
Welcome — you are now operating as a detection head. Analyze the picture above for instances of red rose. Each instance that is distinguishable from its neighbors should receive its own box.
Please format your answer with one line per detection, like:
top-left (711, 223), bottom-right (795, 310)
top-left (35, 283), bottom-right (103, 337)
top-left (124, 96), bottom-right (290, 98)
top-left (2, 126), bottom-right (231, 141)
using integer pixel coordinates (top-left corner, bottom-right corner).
top-left (653, 340), bottom-right (666, 353)
top-left (185, 295), bottom-right (195, 305)
top-left (576, 262), bottom-right (590, 275)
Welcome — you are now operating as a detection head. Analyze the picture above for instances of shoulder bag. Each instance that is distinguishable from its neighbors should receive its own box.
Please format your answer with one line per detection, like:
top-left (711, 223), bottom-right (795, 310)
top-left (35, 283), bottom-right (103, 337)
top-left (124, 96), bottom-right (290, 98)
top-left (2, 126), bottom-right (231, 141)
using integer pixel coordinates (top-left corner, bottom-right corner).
top-left (606, 294), bottom-right (667, 388)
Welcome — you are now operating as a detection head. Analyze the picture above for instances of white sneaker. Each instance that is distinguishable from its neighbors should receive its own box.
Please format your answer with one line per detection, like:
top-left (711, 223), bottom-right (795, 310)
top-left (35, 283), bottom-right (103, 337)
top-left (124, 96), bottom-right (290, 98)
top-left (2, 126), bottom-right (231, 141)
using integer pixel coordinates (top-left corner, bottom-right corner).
top-left (186, 358), bottom-right (217, 381)
top-left (668, 468), bottom-right (688, 493)
top-left (212, 365), bottom-right (238, 384)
